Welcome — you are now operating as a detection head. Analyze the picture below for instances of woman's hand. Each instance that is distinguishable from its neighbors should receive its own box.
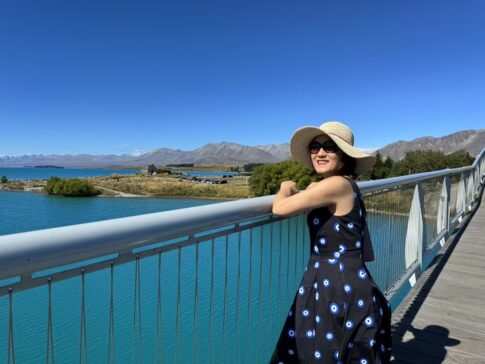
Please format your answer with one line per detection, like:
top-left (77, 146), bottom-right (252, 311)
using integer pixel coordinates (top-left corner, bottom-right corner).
top-left (279, 180), bottom-right (299, 196)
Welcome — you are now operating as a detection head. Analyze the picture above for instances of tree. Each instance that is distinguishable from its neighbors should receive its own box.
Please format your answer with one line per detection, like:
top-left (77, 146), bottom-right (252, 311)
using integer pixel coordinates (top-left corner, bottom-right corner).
top-left (369, 152), bottom-right (384, 179)
top-left (382, 157), bottom-right (394, 176)
top-left (249, 160), bottom-right (321, 196)
top-left (147, 164), bottom-right (157, 175)
top-left (385, 149), bottom-right (474, 177)
top-left (444, 149), bottom-right (474, 168)
top-left (1, 176), bottom-right (7, 184)
top-left (243, 163), bottom-right (264, 172)
top-left (45, 177), bottom-right (100, 196)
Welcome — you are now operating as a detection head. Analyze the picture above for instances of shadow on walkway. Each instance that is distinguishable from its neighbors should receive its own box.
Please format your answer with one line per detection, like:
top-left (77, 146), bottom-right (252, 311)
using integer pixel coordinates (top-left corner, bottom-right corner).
top-left (390, 179), bottom-right (484, 363)
top-left (391, 325), bottom-right (460, 363)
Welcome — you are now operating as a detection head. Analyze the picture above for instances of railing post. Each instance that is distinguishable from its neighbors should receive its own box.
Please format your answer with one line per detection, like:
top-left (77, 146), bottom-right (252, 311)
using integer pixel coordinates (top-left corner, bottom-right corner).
top-left (456, 172), bottom-right (466, 222)
top-left (472, 169), bottom-right (477, 202)
top-left (437, 175), bottom-right (450, 247)
top-left (479, 157), bottom-right (482, 180)
top-left (404, 183), bottom-right (424, 287)
top-left (466, 169), bottom-right (475, 211)
top-left (481, 157), bottom-right (485, 183)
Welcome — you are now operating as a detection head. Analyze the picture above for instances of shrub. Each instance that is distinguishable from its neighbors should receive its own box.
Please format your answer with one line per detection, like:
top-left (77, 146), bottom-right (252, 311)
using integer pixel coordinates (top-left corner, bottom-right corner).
top-left (45, 177), bottom-right (101, 197)
top-left (249, 160), bottom-right (320, 196)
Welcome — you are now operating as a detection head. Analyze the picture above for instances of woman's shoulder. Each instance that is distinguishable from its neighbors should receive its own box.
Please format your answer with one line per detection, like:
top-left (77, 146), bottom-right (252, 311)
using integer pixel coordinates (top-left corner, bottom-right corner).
top-left (300, 176), bottom-right (351, 214)
top-left (322, 175), bottom-right (356, 197)
top-left (306, 179), bottom-right (359, 218)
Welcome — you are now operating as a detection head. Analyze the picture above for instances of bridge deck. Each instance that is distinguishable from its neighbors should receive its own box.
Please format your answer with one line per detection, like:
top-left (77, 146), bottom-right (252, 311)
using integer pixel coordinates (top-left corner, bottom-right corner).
top-left (391, 186), bottom-right (485, 363)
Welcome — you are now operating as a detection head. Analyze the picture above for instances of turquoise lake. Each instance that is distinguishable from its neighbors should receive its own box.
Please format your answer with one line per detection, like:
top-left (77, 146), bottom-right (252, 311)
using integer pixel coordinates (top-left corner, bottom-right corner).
top-left (0, 188), bottom-right (430, 363)
top-left (0, 167), bottom-right (240, 181)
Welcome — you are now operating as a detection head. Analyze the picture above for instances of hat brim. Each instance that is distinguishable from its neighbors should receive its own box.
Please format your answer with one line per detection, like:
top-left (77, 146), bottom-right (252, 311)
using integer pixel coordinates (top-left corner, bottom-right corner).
top-left (289, 126), bottom-right (376, 176)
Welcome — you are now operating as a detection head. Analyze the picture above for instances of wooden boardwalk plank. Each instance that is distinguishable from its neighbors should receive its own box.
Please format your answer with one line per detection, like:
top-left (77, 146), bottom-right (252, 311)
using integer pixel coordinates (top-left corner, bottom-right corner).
top-left (391, 182), bottom-right (485, 364)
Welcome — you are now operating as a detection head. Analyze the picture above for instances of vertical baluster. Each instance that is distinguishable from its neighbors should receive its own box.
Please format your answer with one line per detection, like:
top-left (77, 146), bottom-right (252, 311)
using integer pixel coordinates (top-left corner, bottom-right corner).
top-left (235, 231), bottom-right (241, 364)
top-left (210, 238), bottom-right (215, 364)
top-left (247, 229), bottom-right (253, 362)
top-left (268, 222), bottom-right (274, 359)
top-left (138, 259), bottom-right (143, 364)
top-left (258, 225), bottom-right (263, 362)
top-left (393, 190), bottom-right (399, 283)
top-left (391, 190), bottom-right (398, 285)
top-left (79, 269), bottom-right (88, 364)
top-left (8, 287), bottom-right (15, 364)
top-left (132, 256), bottom-right (142, 364)
top-left (223, 234), bottom-right (229, 364)
top-left (277, 220), bottom-right (282, 326)
top-left (298, 215), bottom-right (306, 270)
top-left (385, 192), bottom-right (392, 290)
top-left (108, 262), bottom-right (116, 364)
top-left (45, 277), bottom-right (54, 364)
top-left (155, 252), bottom-right (162, 364)
top-left (294, 216), bottom-right (298, 285)
top-left (285, 219), bottom-right (290, 310)
top-left (192, 242), bottom-right (199, 364)
top-left (176, 247), bottom-right (182, 364)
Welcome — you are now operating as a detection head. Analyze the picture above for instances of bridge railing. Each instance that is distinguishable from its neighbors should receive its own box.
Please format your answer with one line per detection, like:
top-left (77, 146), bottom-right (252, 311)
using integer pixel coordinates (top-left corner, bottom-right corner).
top-left (0, 148), bottom-right (484, 363)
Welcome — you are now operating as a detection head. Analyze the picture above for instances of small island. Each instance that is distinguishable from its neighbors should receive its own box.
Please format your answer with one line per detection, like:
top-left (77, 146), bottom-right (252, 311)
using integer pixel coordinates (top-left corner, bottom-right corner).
top-left (32, 165), bottom-right (64, 168)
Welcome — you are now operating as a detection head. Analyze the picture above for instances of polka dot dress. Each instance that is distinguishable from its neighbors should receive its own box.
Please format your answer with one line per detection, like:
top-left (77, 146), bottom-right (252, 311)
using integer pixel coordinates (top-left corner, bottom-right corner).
top-left (270, 177), bottom-right (392, 363)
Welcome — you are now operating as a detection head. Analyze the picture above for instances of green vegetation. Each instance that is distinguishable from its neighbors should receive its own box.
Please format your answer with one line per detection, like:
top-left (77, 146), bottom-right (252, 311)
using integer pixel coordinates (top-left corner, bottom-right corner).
top-left (86, 175), bottom-right (251, 199)
top-left (250, 149), bottom-right (475, 197)
top-left (1, 176), bottom-right (7, 184)
top-left (147, 164), bottom-right (172, 175)
top-left (361, 149), bottom-right (474, 180)
top-left (249, 160), bottom-right (321, 196)
top-left (45, 176), bottom-right (101, 197)
top-left (242, 163), bottom-right (265, 172)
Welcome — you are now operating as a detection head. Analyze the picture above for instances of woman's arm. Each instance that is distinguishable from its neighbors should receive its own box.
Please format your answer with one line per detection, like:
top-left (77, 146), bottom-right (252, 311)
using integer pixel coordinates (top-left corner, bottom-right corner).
top-left (272, 176), bottom-right (351, 217)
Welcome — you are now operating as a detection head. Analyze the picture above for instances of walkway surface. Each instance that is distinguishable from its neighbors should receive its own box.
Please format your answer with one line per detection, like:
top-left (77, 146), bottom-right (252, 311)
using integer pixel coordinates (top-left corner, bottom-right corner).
top-left (391, 185), bottom-right (485, 363)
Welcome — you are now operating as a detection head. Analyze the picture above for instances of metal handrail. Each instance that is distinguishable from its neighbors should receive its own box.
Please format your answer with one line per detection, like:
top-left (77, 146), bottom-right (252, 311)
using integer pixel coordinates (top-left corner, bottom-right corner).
top-left (0, 148), bottom-right (483, 283)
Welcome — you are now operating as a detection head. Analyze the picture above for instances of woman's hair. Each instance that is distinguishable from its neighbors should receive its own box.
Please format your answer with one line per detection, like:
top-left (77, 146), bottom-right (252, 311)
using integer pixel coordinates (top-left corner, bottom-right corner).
top-left (339, 152), bottom-right (358, 180)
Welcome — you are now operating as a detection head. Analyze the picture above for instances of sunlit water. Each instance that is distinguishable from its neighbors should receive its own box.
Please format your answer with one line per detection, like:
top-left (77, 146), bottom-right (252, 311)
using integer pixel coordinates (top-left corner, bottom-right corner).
top-left (0, 191), bottom-right (434, 363)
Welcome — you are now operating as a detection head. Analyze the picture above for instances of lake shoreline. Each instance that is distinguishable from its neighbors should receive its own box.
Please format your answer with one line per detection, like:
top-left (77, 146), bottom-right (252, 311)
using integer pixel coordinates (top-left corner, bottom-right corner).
top-left (0, 188), bottom-right (240, 201)
top-left (0, 175), bottom-right (248, 200)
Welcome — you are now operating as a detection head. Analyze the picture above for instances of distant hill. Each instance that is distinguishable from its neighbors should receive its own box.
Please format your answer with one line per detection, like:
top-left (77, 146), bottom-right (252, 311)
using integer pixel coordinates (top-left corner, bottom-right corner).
top-left (0, 142), bottom-right (283, 168)
top-left (373, 129), bottom-right (485, 161)
top-left (188, 142), bottom-right (280, 164)
top-left (1, 128), bottom-right (483, 168)
top-left (254, 143), bottom-right (292, 161)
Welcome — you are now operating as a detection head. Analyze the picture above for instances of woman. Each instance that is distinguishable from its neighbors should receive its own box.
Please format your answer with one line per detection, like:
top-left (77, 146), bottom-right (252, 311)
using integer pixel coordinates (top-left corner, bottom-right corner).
top-left (270, 121), bottom-right (392, 364)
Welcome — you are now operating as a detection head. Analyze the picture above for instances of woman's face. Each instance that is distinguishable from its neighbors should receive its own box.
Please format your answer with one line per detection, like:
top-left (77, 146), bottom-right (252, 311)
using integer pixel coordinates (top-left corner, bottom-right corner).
top-left (308, 135), bottom-right (344, 177)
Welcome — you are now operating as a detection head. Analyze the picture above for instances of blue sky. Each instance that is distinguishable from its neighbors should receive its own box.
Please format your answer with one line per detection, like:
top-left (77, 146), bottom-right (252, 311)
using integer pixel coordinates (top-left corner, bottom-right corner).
top-left (1, 0), bottom-right (484, 156)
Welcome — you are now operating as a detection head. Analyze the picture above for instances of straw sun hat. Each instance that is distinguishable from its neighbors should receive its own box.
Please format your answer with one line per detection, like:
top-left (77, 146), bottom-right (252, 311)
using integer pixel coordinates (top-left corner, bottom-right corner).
top-left (289, 121), bottom-right (376, 176)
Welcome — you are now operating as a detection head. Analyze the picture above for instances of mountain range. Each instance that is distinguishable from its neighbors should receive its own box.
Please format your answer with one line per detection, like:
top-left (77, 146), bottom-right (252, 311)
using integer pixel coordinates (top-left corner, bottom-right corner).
top-left (1, 129), bottom-right (484, 168)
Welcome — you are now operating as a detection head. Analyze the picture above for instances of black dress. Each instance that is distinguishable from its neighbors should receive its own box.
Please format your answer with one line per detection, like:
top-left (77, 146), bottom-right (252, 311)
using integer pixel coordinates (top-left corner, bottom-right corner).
top-left (270, 176), bottom-right (392, 364)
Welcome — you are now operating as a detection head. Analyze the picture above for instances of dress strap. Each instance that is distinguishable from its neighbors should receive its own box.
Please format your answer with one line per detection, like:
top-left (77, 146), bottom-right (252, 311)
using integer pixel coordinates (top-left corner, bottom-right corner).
top-left (342, 175), bottom-right (358, 194)
top-left (343, 175), bottom-right (375, 262)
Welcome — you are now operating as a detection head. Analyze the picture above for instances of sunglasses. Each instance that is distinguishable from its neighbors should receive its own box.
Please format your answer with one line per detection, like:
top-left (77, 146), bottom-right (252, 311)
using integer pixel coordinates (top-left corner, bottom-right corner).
top-left (307, 141), bottom-right (340, 154)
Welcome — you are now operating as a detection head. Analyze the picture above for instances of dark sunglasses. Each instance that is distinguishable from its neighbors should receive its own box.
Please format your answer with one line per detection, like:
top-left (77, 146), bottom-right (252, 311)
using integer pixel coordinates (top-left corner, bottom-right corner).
top-left (307, 140), bottom-right (340, 154)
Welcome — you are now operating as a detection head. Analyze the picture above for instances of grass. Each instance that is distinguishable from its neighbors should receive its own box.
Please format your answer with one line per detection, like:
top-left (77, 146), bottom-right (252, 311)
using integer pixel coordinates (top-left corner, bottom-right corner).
top-left (85, 174), bottom-right (252, 199)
